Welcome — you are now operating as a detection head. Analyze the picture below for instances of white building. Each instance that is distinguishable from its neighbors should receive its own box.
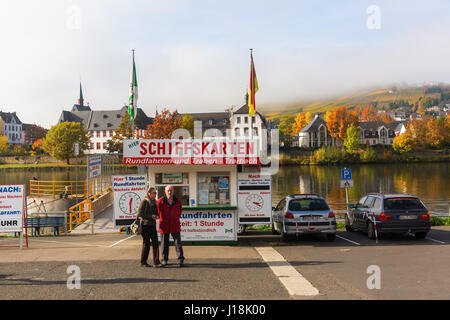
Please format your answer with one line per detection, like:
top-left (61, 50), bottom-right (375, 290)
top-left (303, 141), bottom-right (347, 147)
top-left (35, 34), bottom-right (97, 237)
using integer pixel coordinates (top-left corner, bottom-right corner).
top-left (0, 111), bottom-right (24, 145)
top-left (57, 84), bottom-right (153, 154)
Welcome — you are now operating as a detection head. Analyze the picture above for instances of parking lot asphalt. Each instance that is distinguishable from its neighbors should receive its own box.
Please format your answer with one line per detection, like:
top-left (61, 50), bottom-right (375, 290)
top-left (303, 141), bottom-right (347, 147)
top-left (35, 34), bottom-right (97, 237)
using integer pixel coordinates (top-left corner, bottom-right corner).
top-left (1, 226), bottom-right (450, 300)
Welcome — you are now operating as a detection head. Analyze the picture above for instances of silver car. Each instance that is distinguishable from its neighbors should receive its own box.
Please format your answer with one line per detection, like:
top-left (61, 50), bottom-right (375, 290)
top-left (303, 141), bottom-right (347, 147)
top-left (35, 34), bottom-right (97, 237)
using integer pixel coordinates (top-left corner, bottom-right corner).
top-left (272, 194), bottom-right (336, 241)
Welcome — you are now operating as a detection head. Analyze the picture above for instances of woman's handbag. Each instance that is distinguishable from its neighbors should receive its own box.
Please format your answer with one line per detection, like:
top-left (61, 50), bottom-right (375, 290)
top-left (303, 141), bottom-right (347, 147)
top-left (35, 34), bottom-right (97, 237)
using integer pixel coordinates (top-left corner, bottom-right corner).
top-left (130, 217), bottom-right (142, 234)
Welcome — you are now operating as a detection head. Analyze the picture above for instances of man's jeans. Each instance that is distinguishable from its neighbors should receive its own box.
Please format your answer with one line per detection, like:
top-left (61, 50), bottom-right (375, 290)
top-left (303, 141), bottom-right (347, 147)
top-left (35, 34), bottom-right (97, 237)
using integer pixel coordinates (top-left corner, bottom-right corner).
top-left (160, 233), bottom-right (184, 263)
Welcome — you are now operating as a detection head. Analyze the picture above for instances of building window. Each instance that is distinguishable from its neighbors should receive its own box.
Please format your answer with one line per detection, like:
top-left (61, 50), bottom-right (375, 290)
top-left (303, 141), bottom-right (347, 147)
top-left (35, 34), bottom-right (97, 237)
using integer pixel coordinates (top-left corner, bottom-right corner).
top-left (110, 130), bottom-right (114, 137)
top-left (90, 131), bottom-right (94, 137)
top-left (244, 117), bottom-right (248, 124)
top-left (235, 128), bottom-right (240, 137)
top-left (252, 116), bottom-right (255, 123)
top-left (244, 128), bottom-right (249, 137)
top-left (96, 143), bottom-right (101, 150)
top-left (197, 172), bottom-right (230, 206)
top-left (96, 131), bottom-right (100, 138)
top-left (103, 142), bottom-right (107, 149)
top-left (237, 117), bottom-right (241, 124)
top-left (155, 173), bottom-right (189, 206)
top-left (103, 131), bottom-right (107, 137)
top-left (253, 127), bottom-right (258, 136)
top-left (90, 143), bottom-right (94, 149)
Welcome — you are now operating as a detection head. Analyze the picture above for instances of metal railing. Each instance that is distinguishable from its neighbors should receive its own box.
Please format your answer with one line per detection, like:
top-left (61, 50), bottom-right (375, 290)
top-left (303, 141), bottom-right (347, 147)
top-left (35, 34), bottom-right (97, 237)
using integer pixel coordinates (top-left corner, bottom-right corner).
top-left (68, 186), bottom-right (113, 232)
top-left (29, 178), bottom-right (113, 199)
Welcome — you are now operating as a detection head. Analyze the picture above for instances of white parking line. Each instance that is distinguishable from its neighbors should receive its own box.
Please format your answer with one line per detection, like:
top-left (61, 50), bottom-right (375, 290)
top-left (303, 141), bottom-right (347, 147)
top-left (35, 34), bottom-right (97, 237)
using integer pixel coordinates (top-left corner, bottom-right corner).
top-left (425, 237), bottom-right (446, 244)
top-left (336, 235), bottom-right (361, 246)
top-left (254, 246), bottom-right (319, 296)
top-left (108, 235), bottom-right (136, 247)
top-left (31, 239), bottom-right (109, 248)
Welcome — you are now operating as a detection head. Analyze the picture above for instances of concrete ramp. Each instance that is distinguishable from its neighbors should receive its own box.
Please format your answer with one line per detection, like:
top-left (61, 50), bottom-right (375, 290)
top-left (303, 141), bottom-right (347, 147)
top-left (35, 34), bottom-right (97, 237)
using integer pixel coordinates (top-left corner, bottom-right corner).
top-left (70, 205), bottom-right (121, 234)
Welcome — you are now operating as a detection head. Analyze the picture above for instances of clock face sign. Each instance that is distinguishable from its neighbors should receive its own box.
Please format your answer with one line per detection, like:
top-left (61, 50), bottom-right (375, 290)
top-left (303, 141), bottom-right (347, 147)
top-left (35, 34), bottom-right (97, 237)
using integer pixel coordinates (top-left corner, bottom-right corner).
top-left (119, 192), bottom-right (141, 215)
top-left (245, 194), bottom-right (264, 212)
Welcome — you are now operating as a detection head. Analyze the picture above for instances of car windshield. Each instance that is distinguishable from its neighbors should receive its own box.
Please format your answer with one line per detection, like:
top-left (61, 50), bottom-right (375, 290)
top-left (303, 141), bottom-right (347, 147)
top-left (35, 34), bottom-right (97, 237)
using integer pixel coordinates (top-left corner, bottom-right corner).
top-left (288, 199), bottom-right (329, 211)
top-left (384, 198), bottom-right (426, 210)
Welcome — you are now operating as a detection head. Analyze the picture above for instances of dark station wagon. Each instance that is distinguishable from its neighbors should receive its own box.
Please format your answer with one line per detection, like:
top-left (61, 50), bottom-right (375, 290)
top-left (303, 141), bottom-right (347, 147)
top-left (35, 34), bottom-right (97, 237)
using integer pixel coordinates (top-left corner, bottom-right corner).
top-left (345, 193), bottom-right (431, 240)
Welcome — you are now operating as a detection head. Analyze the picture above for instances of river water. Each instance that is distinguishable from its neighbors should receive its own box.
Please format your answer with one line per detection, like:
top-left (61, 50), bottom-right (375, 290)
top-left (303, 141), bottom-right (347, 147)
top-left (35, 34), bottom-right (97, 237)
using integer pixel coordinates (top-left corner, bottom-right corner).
top-left (0, 163), bottom-right (448, 214)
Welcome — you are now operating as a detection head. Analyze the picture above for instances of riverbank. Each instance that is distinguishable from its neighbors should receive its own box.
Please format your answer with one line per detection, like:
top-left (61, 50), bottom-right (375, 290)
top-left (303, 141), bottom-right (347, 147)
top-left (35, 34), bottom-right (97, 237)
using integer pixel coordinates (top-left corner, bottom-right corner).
top-left (278, 148), bottom-right (450, 166)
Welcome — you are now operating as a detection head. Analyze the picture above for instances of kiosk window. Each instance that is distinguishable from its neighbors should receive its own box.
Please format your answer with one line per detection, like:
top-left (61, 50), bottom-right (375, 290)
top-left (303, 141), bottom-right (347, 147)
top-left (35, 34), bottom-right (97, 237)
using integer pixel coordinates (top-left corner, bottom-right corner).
top-left (155, 173), bottom-right (189, 206)
top-left (198, 172), bottom-right (230, 206)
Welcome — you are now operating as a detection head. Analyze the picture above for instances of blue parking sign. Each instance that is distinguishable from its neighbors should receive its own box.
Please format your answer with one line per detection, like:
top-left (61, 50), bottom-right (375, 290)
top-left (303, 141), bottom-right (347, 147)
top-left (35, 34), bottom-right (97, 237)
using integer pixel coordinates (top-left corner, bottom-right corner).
top-left (342, 168), bottom-right (352, 180)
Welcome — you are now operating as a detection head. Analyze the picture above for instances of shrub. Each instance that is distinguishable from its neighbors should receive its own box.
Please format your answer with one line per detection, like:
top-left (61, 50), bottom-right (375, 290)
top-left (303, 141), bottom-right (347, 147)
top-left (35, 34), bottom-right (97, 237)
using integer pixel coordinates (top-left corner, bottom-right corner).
top-left (360, 146), bottom-right (378, 162)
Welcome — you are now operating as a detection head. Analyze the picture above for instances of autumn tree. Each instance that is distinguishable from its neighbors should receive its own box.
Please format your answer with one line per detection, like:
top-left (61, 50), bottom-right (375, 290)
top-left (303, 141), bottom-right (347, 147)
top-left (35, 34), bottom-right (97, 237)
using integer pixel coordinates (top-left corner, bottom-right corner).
top-left (181, 114), bottom-right (195, 137)
top-left (32, 138), bottom-right (44, 151)
top-left (425, 117), bottom-right (446, 147)
top-left (107, 112), bottom-right (133, 153)
top-left (143, 109), bottom-right (182, 139)
top-left (324, 106), bottom-right (359, 141)
top-left (360, 106), bottom-right (377, 122)
top-left (43, 122), bottom-right (90, 164)
top-left (393, 133), bottom-right (415, 154)
top-left (24, 124), bottom-right (47, 146)
top-left (291, 112), bottom-right (312, 136)
top-left (0, 135), bottom-right (9, 154)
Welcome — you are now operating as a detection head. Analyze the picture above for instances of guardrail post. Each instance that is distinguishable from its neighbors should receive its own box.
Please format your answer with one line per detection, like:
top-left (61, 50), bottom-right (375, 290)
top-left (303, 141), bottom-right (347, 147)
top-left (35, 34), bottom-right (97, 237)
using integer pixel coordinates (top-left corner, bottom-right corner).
top-left (91, 209), bottom-right (94, 235)
top-left (64, 210), bottom-right (68, 236)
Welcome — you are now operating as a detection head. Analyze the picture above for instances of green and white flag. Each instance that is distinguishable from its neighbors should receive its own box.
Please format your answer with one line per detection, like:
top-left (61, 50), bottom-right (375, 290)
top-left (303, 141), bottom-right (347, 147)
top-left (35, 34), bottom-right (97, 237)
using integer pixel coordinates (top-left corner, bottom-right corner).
top-left (128, 52), bottom-right (138, 122)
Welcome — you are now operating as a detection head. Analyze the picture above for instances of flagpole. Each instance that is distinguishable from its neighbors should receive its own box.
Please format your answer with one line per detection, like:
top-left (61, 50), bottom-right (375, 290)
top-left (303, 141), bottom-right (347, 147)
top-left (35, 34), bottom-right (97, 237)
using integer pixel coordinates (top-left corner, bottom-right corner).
top-left (131, 49), bottom-right (135, 140)
top-left (249, 48), bottom-right (253, 142)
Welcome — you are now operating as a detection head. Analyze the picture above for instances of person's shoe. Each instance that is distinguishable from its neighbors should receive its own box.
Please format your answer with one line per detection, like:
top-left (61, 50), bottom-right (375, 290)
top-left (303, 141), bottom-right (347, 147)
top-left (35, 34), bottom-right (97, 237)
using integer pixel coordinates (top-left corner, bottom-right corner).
top-left (161, 261), bottom-right (168, 267)
top-left (140, 263), bottom-right (151, 268)
top-left (153, 262), bottom-right (163, 268)
top-left (177, 261), bottom-right (184, 268)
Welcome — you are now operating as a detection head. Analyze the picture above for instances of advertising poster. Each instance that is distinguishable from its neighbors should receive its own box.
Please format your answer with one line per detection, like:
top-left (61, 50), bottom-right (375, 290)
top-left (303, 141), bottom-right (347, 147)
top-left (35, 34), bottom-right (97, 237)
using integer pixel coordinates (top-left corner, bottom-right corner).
top-left (156, 209), bottom-right (236, 242)
top-left (88, 155), bottom-right (102, 178)
top-left (237, 173), bottom-right (272, 224)
top-left (112, 175), bottom-right (147, 226)
top-left (0, 185), bottom-right (25, 233)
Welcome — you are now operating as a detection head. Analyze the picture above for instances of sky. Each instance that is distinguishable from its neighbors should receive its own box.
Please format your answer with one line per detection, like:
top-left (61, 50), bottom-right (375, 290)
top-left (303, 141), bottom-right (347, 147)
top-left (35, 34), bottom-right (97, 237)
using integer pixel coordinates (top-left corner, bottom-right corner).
top-left (0, 0), bottom-right (449, 128)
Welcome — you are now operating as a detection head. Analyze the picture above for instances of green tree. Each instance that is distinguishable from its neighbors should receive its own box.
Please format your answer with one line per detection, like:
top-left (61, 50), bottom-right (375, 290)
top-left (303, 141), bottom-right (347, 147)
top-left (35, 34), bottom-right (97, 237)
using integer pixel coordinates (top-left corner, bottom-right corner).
top-left (107, 112), bottom-right (133, 153)
top-left (0, 135), bottom-right (9, 154)
top-left (181, 114), bottom-right (195, 137)
top-left (12, 145), bottom-right (27, 156)
top-left (43, 122), bottom-right (90, 164)
top-left (360, 146), bottom-right (378, 162)
top-left (343, 123), bottom-right (360, 154)
top-left (278, 115), bottom-right (296, 146)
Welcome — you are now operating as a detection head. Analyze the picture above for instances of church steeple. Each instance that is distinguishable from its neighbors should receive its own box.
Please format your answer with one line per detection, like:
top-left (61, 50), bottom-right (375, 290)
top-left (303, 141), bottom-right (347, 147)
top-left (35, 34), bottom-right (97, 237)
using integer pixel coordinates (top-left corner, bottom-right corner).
top-left (78, 82), bottom-right (84, 106)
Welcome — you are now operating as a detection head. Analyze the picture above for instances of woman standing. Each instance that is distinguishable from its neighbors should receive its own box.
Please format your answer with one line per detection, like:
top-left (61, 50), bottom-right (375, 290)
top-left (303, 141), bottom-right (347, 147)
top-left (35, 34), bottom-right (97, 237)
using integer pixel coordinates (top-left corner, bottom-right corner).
top-left (137, 187), bottom-right (162, 267)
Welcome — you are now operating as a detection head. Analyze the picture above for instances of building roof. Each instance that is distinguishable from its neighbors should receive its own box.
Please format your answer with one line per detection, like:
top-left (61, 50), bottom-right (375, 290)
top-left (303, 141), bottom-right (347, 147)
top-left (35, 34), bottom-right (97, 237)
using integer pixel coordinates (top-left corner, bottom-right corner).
top-left (0, 111), bottom-right (23, 125)
top-left (358, 121), bottom-right (401, 131)
top-left (71, 104), bottom-right (92, 112)
top-left (57, 106), bottom-right (153, 131)
top-left (233, 104), bottom-right (267, 127)
top-left (300, 116), bottom-right (327, 133)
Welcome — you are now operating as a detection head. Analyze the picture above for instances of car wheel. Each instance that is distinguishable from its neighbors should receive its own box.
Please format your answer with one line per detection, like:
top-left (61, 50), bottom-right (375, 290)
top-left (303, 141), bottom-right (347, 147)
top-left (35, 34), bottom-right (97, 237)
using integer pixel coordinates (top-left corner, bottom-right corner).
top-left (326, 234), bottom-right (336, 241)
top-left (271, 221), bottom-right (278, 235)
top-left (345, 218), bottom-right (354, 232)
top-left (237, 224), bottom-right (246, 235)
top-left (281, 224), bottom-right (290, 242)
top-left (367, 222), bottom-right (376, 240)
top-left (415, 232), bottom-right (427, 239)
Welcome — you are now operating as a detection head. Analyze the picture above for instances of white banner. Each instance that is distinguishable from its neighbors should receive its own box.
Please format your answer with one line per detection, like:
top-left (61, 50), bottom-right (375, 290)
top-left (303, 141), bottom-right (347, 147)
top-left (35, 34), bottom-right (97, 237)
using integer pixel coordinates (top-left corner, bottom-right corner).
top-left (123, 139), bottom-right (260, 165)
top-left (0, 185), bottom-right (25, 233)
top-left (157, 209), bottom-right (236, 241)
top-left (112, 175), bottom-right (147, 226)
top-left (238, 173), bottom-right (272, 224)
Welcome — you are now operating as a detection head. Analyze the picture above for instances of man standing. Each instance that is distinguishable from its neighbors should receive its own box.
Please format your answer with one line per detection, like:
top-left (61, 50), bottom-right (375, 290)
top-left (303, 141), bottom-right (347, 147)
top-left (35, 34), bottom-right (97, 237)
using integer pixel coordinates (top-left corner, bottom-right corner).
top-left (137, 187), bottom-right (162, 268)
top-left (157, 185), bottom-right (185, 267)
